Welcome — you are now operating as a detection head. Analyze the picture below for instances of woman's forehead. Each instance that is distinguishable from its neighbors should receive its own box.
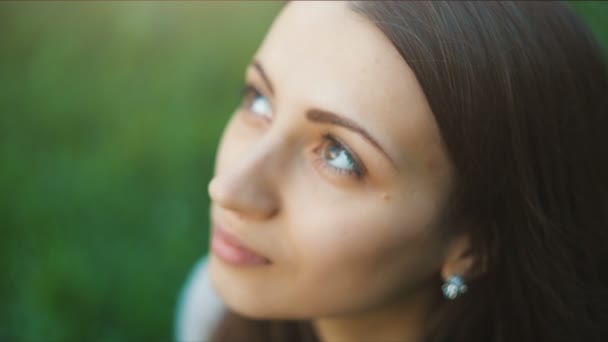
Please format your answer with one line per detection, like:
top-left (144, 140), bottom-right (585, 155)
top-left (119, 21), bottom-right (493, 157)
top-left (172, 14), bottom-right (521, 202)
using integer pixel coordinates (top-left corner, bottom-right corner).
top-left (253, 1), bottom-right (449, 177)
top-left (256, 2), bottom-right (407, 104)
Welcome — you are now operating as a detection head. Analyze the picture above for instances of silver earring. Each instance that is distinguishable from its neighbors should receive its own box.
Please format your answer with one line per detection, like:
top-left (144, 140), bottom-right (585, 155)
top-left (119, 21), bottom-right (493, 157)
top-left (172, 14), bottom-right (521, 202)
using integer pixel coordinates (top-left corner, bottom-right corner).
top-left (442, 275), bottom-right (467, 299)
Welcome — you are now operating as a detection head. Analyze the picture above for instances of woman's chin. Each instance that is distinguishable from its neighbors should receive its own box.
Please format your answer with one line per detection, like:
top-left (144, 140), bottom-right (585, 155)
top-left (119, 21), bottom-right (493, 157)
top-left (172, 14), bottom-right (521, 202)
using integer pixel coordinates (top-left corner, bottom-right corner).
top-left (208, 260), bottom-right (284, 319)
top-left (224, 302), bottom-right (280, 320)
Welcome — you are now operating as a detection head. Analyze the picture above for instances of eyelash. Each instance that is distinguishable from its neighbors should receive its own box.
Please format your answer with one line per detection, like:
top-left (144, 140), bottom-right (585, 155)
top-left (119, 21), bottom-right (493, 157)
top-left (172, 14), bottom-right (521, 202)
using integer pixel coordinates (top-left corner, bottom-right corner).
top-left (239, 83), bottom-right (366, 181)
top-left (313, 133), bottom-right (365, 180)
top-left (240, 83), bottom-right (259, 104)
top-left (240, 83), bottom-right (267, 111)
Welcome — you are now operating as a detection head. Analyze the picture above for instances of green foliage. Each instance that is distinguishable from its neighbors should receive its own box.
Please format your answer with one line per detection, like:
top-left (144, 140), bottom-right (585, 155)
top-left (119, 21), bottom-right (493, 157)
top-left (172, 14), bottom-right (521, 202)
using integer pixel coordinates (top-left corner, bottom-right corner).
top-left (570, 1), bottom-right (608, 55)
top-left (0, 1), bottom-right (606, 341)
top-left (0, 2), bottom-right (281, 341)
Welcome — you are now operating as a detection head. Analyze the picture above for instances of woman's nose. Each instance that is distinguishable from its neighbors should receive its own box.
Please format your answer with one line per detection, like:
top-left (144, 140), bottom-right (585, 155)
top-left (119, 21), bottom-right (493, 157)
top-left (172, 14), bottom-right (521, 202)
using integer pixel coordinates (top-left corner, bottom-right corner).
top-left (208, 142), bottom-right (281, 220)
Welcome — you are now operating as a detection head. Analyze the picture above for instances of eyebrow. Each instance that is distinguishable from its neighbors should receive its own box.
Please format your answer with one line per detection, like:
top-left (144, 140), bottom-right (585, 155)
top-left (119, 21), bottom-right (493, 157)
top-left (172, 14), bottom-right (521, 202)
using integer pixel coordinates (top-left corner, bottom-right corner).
top-left (253, 60), bottom-right (274, 95)
top-left (252, 59), bottom-right (396, 170)
top-left (307, 109), bottom-right (397, 169)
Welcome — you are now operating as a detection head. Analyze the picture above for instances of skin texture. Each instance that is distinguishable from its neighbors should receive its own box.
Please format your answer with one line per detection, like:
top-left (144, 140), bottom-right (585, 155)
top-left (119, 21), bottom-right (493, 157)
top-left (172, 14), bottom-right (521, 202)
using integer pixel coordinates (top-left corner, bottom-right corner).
top-left (207, 2), bottom-right (473, 341)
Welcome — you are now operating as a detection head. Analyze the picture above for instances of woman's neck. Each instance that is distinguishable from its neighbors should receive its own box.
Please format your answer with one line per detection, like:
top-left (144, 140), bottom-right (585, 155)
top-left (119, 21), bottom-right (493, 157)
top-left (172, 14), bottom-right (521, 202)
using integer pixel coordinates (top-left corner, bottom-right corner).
top-left (312, 286), bottom-right (437, 342)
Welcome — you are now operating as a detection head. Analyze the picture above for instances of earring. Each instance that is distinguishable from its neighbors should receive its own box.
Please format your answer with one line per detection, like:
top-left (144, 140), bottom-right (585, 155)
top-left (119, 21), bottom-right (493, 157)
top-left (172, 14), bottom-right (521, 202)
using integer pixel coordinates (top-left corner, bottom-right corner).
top-left (442, 275), bottom-right (468, 299)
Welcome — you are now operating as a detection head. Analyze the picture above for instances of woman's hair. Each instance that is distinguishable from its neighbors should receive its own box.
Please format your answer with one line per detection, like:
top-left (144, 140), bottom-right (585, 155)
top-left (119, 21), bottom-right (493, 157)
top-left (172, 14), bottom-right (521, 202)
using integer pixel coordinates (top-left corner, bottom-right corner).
top-left (211, 2), bottom-right (608, 341)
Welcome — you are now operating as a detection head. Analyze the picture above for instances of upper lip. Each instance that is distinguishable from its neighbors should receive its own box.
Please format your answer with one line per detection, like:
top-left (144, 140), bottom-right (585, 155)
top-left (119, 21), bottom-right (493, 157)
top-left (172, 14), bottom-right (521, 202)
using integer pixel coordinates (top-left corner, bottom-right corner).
top-left (212, 219), bottom-right (272, 262)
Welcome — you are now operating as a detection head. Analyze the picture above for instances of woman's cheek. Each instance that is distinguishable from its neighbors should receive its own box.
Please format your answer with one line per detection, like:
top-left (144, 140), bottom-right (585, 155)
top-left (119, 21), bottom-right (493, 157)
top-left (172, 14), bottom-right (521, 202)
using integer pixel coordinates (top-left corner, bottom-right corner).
top-left (291, 202), bottom-right (401, 267)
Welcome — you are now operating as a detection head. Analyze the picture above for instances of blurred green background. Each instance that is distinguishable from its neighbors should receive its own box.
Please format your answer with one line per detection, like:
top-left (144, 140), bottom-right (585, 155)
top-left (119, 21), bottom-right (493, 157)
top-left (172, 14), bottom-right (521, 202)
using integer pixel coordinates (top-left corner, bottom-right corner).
top-left (0, 1), bottom-right (606, 341)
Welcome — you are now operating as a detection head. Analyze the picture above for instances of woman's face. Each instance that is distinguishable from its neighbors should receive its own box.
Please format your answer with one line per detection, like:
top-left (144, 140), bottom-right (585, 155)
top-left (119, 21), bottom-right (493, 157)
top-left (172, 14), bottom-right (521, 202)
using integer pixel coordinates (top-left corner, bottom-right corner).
top-left (208, 1), bottom-right (455, 319)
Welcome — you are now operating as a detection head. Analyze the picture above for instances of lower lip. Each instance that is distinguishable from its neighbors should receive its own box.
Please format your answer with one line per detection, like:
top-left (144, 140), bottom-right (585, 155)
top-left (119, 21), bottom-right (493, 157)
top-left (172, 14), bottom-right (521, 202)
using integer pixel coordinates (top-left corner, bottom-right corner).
top-left (211, 228), bottom-right (272, 267)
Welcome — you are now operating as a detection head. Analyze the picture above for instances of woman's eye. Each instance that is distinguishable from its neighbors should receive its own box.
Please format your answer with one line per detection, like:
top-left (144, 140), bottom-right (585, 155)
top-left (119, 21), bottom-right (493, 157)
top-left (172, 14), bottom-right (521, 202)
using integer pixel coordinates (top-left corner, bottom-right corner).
top-left (241, 84), bottom-right (272, 120)
top-left (319, 134), bottom-right (363, 179)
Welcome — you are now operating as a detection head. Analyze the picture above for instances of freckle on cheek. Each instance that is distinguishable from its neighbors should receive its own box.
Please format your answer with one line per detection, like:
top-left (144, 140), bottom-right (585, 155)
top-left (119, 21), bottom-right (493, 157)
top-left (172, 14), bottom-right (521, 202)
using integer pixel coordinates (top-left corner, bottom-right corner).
top-left (383, 193), bottom-right (391, 201)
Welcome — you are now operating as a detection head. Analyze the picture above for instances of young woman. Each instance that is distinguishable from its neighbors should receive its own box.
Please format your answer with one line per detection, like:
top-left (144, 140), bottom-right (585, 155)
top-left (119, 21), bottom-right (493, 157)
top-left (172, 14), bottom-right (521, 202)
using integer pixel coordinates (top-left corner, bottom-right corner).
top-left (176, 2), bottom-right (608, 341)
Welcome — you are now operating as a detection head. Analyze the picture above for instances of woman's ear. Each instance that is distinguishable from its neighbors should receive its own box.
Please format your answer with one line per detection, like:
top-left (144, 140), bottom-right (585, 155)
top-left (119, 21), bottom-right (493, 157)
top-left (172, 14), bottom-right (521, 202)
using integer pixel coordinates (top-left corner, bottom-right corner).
top-left (440, 234), bottom-right (476, 281)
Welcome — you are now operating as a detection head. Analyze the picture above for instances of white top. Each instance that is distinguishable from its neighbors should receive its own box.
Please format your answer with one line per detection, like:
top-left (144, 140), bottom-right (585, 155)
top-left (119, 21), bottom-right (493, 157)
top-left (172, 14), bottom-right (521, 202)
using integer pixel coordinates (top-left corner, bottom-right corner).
top-left (174, 256), bottom-right (225, 342)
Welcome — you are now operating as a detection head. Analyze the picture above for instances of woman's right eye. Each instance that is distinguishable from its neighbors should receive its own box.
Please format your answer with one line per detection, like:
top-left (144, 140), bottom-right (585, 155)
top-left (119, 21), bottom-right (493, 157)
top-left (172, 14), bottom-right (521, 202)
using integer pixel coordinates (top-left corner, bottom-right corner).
top-left (240, 84), bottom-right (273, 120)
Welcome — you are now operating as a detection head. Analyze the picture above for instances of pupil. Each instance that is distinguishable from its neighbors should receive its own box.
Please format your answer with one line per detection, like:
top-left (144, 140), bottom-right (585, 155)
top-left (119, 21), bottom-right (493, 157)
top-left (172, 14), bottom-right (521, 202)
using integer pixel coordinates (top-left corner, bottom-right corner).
top-left (329, 144), bottom-right (340, 160)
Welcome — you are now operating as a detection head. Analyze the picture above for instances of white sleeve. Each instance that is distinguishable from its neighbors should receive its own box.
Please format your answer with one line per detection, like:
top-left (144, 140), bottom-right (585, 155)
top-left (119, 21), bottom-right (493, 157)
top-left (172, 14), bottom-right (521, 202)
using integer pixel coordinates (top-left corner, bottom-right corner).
top-left (174, 256), bottom-right (225, 342)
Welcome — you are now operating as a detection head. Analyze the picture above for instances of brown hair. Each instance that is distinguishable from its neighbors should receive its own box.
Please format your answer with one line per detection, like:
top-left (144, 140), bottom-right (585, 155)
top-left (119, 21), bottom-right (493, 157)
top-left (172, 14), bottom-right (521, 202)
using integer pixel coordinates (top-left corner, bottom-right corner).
top-left (211, 2), bottom-right (608, 341)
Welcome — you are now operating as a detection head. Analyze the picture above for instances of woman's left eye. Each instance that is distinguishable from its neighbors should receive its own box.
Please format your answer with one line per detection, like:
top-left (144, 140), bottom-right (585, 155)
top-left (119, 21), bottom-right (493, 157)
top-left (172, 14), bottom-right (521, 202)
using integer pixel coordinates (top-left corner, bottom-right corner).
top-left (241, 84), bottom-right (272, 120)
top-left (318, 134), bottom-right (364, 179)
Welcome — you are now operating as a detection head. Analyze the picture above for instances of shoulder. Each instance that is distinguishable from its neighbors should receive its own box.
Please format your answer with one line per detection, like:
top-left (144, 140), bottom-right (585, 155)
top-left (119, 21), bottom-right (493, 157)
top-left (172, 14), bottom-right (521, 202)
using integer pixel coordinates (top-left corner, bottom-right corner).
top-left (174, 256), bottom-right (225, 342)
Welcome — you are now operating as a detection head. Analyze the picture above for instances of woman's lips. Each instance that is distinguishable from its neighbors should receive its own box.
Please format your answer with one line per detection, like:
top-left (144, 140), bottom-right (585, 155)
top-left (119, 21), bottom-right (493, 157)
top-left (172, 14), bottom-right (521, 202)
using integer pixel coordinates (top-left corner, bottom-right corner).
top-left (211, 223), bottom-right (272, 266)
